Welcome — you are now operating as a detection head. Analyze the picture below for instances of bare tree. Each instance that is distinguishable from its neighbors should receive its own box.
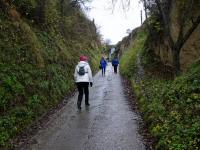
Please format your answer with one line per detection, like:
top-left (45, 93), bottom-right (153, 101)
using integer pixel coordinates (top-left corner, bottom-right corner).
top-left (70, 0), bottom-right (91, 9)
top-left (105, 39), bottom-right (112, 45)
top-left (111, 0), bottom-right (131, 12)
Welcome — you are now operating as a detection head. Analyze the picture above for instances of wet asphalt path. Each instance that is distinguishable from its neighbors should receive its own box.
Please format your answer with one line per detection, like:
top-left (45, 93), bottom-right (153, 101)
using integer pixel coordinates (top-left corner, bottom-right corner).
top-left (22, 63), bottom-right (145, 150)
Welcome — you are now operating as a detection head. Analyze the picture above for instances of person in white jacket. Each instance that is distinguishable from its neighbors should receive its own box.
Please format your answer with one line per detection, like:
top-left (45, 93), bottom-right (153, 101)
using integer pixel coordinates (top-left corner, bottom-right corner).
top-left (74, 55), bottom-right (93, 110)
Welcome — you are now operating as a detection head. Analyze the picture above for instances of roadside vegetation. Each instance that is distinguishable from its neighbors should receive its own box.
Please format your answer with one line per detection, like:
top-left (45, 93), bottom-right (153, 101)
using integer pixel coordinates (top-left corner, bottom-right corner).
top-left (0, 0), bottom-right (101, 148)
top-left (119, 0), bottom-right (199, 149)
top-left (120, 28), bottom-right (200, 149)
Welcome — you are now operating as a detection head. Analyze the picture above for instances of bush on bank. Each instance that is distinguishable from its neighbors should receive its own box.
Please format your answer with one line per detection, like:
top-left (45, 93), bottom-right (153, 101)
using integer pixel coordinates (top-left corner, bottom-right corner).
top-left (120, 29), bottom-right (200, 150)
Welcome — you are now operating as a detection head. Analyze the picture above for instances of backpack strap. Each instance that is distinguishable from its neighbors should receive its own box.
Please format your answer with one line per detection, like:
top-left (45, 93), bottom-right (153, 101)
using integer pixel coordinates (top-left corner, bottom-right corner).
top-left (77, 66), bottom-right (88, 73)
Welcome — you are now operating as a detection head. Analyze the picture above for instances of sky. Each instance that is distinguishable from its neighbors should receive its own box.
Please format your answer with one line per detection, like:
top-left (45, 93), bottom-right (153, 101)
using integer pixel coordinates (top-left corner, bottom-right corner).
top-left (85, 0), bottom-right (144, 44)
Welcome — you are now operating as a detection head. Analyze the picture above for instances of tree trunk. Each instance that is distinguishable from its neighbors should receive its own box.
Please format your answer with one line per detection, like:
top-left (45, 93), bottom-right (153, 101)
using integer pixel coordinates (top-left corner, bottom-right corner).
top-left (172, 47), bottom-right (181, 75)
top-left (34, 0), bottom-right (46, 24)
top-left (143, 0), bottom-right (148, 20)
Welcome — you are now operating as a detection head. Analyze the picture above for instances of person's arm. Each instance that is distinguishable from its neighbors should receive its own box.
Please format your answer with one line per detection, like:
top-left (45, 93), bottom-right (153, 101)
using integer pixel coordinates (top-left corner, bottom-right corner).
top-left (74, 66), bottom-right (78, 82)
top-left (88, 65), bottom-right (93, 83)
top-left (105, 60), bottom-right (107, 65)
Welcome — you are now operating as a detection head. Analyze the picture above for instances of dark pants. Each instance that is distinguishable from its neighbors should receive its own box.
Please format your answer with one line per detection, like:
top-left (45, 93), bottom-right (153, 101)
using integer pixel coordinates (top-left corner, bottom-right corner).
top-left (114, 65), bottom-right (118, 73)
top-left (102, 67), bottom-right (106, 76)
top-left (76, 82), bottom-right (89, 107)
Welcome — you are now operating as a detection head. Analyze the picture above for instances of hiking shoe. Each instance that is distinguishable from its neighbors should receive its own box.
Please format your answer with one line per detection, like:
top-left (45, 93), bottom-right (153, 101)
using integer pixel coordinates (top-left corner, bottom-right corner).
top-left (77, 101), bottom-right (81, 110)
top-left (85, 103), bottom-right (90, 106)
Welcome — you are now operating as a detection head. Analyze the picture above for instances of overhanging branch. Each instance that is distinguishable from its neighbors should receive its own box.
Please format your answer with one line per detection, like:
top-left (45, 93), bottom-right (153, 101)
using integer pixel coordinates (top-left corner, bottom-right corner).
top-left (178, 16), bottom-right (200, 50)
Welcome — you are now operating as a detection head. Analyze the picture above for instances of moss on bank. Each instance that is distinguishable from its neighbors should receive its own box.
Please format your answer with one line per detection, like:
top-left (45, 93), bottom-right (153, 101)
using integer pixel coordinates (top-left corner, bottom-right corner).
top-left (0, 0), bottom-right (101, 148)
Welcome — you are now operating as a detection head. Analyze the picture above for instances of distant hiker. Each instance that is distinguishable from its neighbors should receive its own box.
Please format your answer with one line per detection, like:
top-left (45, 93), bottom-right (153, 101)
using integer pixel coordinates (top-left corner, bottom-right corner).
top-left (112, 57), bottom-right (119, 74)
top-left (74, 55), bottom-right (93, 110)
top-left (100, 56), bottom-right (107, 76)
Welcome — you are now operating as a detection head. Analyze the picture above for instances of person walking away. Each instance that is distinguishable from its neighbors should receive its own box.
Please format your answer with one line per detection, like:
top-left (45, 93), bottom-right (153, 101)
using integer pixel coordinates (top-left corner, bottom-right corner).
top-left (100, 57), bottom-right (107, 76)
top-left (74, 55), bottom-right (93, 110)
top-left (112, 57), bottom-right (119, 74)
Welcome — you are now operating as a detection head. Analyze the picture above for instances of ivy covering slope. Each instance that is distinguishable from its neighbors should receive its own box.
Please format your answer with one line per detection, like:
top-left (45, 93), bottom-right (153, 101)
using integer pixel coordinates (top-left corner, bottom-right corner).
top-left (0, 0), bottom-right (101, 148)
top-left (120, 27), bottom-right (200, 149)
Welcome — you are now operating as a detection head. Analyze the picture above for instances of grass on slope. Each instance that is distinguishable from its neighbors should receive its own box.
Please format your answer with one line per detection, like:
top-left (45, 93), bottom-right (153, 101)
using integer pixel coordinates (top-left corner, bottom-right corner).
top-left (120, 30), bottom-right (147, 78)
top-left (0, 1), bottom-right (102, 148)
top-left (120, 29), bottom-right (200, 149)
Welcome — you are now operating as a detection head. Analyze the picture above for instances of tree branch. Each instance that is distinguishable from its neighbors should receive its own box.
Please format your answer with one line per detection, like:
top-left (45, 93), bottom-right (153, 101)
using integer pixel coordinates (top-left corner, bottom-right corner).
top-left (177, 15), bottom-right (200, 50)
top-left (176, 0), bottom-right (194, 45)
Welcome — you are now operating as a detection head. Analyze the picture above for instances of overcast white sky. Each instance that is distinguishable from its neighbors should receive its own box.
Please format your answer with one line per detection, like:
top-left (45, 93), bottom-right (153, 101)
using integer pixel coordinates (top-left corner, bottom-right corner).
top-left (85, 0), bottom-right (144, 44)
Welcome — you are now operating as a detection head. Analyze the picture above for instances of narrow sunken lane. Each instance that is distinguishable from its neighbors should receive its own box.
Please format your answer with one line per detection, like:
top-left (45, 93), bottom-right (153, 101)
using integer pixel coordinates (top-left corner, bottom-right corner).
top-left (21, 63), bottom-right (145, 150)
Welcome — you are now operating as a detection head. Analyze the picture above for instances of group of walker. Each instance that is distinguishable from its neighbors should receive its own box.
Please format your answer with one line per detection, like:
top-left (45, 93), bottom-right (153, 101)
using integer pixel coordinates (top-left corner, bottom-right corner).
top-left (100, 56), bottom-right (119, 76)
top-left (74, 55), bottom-right (119, 110)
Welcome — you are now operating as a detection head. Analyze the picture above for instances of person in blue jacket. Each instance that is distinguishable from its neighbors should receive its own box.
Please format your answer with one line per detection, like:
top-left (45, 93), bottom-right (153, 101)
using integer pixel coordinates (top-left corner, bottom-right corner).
top-left (112, 57), bottom-right (119, 74)
top-left (100, 57), bottom-right (107, 76)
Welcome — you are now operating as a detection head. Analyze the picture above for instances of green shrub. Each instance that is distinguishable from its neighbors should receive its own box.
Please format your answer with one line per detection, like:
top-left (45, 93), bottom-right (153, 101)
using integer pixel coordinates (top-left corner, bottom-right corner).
top-left (120, 27), bottom-right (200, 149)
top-left (120, 31), bottom-right (147, 78)
top-left (133, 62), bottom-right (200, 149)
top-left (0, 1), bottom-right (102, 148)
top-left (12, 0), bottom-right (37, 17)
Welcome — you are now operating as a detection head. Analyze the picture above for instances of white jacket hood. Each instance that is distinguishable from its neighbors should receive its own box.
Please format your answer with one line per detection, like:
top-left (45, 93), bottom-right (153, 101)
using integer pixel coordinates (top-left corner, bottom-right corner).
top-left (74, 61), bottom-right (93, 83)
top-left (77, 61), bottom-right (88, 67)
